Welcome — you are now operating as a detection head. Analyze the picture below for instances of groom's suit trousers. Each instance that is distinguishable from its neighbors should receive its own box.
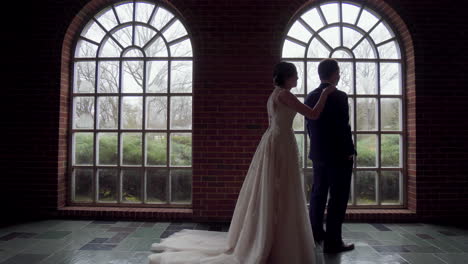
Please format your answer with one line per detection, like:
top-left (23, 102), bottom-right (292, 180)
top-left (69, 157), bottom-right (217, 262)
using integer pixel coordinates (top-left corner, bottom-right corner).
top-left (309, 159), bottom-right (353, 245)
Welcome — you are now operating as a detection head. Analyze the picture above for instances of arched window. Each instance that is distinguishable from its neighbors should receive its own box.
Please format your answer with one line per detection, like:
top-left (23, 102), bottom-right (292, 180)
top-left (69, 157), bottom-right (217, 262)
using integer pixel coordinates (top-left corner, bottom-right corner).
top-left (70, 1), bottom-right (193, 206)
top-left (282, 1), bottom-right (404, 207)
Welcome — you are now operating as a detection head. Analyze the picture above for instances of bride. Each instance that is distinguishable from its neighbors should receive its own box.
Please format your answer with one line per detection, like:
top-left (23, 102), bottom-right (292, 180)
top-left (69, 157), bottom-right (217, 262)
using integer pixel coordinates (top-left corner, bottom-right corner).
top-left (148, 62), bottom-right (335, 264)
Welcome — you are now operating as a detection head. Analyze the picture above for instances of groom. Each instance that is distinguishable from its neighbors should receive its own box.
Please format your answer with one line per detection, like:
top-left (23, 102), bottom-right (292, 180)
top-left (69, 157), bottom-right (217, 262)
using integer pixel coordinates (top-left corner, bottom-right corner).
top-left (305, 59), bottom-right (356, 254)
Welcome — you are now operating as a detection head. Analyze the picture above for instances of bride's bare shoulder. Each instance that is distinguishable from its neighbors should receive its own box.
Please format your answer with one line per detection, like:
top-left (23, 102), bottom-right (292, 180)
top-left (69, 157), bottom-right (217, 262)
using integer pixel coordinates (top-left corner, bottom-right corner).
top-left (277, 88), bottom-right (295, 104)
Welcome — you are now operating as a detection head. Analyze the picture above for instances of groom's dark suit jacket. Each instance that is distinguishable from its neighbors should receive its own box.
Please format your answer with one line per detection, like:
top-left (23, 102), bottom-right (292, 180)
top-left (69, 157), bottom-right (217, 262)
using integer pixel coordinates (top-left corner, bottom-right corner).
top-left (305, 83), bottom-right (356, 164)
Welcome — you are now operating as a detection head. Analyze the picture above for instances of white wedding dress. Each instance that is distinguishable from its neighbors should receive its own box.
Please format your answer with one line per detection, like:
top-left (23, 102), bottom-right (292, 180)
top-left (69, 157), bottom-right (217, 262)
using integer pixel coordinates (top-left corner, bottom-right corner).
top-left (148, 87), bottom-right (317, 264)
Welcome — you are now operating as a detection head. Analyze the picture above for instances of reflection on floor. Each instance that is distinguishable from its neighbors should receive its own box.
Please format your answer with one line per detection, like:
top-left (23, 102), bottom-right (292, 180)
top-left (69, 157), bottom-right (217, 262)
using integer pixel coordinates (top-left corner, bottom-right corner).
top-left (0, 220), bottom-right (467, 263)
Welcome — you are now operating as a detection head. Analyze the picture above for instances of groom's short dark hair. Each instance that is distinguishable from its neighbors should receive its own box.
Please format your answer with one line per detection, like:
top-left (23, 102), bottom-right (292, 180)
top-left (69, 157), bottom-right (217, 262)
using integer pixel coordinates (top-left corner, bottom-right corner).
top-left (318, 59), bottom-right (339, 80)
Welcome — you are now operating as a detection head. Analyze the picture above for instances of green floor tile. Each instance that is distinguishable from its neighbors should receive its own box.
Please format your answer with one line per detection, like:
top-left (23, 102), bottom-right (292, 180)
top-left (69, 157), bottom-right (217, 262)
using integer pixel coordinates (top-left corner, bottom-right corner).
top-left (435, 253), bottom-right (468, 264)
top-left (35, 231), bottom-right (71, 239)
top-left (398, 253), bottom-right (447, 264)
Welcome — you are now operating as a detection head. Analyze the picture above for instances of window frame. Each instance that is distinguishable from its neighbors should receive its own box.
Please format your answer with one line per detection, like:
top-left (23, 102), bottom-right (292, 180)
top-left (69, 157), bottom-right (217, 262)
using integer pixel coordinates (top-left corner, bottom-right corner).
top-left (282, 0), bottom-right (407, 208)
top-left (68, 0), bottom-right (193, 208)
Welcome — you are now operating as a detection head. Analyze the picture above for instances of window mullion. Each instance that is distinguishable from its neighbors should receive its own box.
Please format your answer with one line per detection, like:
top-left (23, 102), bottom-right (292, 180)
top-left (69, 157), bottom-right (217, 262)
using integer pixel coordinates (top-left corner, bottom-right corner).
top-left (352, 60), bottom-right (357, 206)
top-left (339, 0), bottom-right (343, 47)
top-left (93, 59), bottom-right (99, 203)
top-left (117, 59), bottom-right (123, 204)
top-left (132, 0), bottom-right (136, 46)
top-left (147, 4), bottom-right (158, 24)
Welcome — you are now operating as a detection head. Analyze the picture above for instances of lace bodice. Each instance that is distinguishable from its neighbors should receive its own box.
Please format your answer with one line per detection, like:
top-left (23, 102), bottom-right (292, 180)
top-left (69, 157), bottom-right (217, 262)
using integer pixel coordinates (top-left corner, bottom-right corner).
top-left (267, 87), bottom-right (297, 133)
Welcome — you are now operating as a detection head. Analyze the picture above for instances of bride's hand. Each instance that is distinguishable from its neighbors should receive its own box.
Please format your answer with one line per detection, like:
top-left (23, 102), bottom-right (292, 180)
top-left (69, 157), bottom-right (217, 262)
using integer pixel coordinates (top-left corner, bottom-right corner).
top-left (323, 85), bottom-right (337, 95)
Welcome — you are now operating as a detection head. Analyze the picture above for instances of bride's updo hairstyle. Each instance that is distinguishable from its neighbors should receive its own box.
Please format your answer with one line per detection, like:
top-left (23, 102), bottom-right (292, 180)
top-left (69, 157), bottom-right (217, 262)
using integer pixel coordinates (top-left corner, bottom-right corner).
top-left (273, 62), bottom-right (297, 87)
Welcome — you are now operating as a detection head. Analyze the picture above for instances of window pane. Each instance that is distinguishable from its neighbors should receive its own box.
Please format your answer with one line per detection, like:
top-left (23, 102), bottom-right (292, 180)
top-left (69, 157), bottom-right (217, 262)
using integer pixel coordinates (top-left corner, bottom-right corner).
top-left (73, 97), bottom-right (95, 129)
top-left (307, 38), bottom-right (329, 58)
top-left (332, 50), bottom-right (351, 59)
top-left (287, 20), bottom-right (312, 43)
top-left (357, 10), bottom-right (379, 32)
top-left (147, 61), bottom-right (168, 93)
top-left (318, 26), bottom-right (340, 48)
top-left (74, 168), bottom-right (93, 202)
top-left (135, 2), bottom-right (154, 23)
top-left (96, 8), bottom-right (119, 31)
top-left (98, 96), bottom-right (118, 129)
top-left (301, 8), bottom-right (324, 30)
top-left (114, 2), bottom-right (133, 24)
top-left (348, 98), bottom-right (354, 131)
top-left (295, 134), bottom-right (304, 167)
top-left (147, 168), bottom-right (168, 203)
top-left (304, 169), bottom-right (313, 199)
top-left (171, 61), bottom-right (192, 93)
top-left (293, 98), bottom-right (304, 130)
top-left (306, 62), bottom-right (320, 92)
top-left (321, 3), bottom-right (339, 24)
top-left (171, 169), bottom-right (192, 204)
top-left (356, 134), bottom-right (377, 167)
top-left (343, 27), bottom-right (363, 49)
top-left (146, 37), bottom-right (168, 57)
top-left (150, 7), bottom-right (174, 30)
top-left (354, 37), bottom-right (376, 58)
top-left (74, 62), bottom-right (95, 93)
top-left (380, 63), bottom-right (401, 95)
top-left (356, 98), bottom-right (377, 131)
top-left (356, 170), bottom-right (377, 205)
top-left (98, 169), bottom-right (118, 202)
top-left (122, 61), bottom-right (143, 93)
top-left (282, 40), bottom-right (306, 58)
top-left (135, 26), bottom-right (156, 47)
top-left (98, 61), bottom-right (119, 93)
top-left (125, 49), bottom-right (144, 58)
top-left (122, 96), bottom-right (143, 129)
top-left (381, 98), bottom-right (401, 131)
top-left (338, 61), bottom-right (353, 94)
top-left (306, 141), bottom-right (313, 168)
top-left (288, 61), bottom-right (304, 94)
top-left (147, 96), bottom-right (167, 129)
top-left (163, 20), bottom-right (188, 43)
top-left (81, 20), bottom-right (106, 43)
top-left (356, 62), bottom-right (377, 94)
top-left (370, 21), bottom-right (393, 45)
top-left (122, 169), bottom-right (142, 203)
top-left (75, 39), bottom-right (98, 58)
top-left (73, 133), bottom-right (94, 165)
top-left (380, 171), bottom-right (400, 204)
top-left (342, 3), bottom-right (361, 24)
top-left (146, 133), bottom-right (167, 166)
top-left (100, 37), bottom-right (122, 57)
top-left (122, 133), bottom-right (142, 165)
top-left (170, 39), bottom-right (193, 57)
top-left (170, 133), bottom-right (192, 166)
top-left (113, 26), bottom-right (133, 47)
top-left (98, 133), bottom-right (118, 165)
top-left (381, 134), bottom-right (400, 167)
top-left (170, 97), bottom-right (192, 129)
top-left (378, 40), bottom-right (400, 59)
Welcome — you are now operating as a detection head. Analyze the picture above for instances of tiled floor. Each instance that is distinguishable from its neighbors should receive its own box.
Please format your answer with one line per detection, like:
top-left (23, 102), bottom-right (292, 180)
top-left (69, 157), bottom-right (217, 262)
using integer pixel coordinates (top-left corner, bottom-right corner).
top-left (0, 220), bottom-right (467, 263)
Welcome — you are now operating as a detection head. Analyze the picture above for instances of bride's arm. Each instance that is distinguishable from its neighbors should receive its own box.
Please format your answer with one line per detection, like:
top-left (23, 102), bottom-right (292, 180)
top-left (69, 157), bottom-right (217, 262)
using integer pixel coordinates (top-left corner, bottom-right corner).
top-left (277, 87), bottom-right (335, 120)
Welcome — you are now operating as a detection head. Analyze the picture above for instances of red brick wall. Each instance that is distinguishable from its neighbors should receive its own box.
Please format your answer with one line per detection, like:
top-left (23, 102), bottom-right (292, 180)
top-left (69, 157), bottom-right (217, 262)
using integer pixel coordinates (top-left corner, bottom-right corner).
top-left (2, 0), bottom-right (467, 224)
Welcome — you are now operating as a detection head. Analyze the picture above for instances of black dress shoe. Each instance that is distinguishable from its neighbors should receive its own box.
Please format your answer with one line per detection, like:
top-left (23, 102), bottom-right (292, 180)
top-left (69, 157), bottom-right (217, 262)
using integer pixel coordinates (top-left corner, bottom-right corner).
top-left (323, 242), bottom-right (355, 254)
